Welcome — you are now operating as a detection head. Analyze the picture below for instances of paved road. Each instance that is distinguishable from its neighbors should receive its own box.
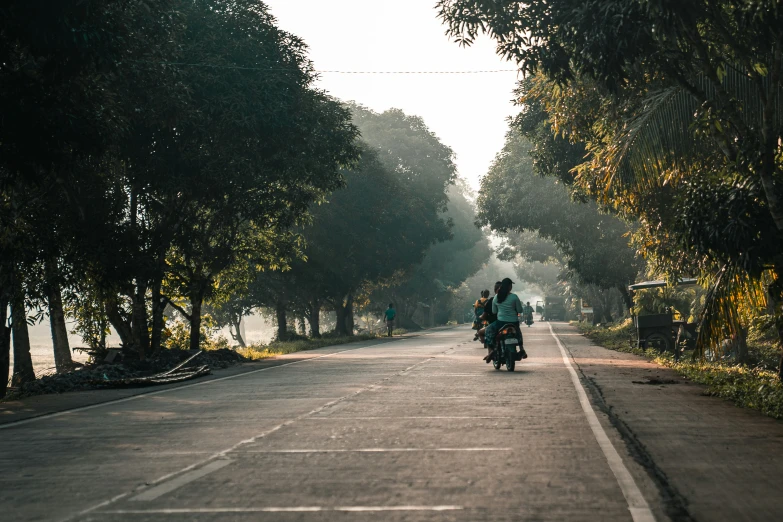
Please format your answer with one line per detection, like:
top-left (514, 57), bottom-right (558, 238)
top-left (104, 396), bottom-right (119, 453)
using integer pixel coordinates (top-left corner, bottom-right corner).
top-left (0, 321), bottom-right (747, 521)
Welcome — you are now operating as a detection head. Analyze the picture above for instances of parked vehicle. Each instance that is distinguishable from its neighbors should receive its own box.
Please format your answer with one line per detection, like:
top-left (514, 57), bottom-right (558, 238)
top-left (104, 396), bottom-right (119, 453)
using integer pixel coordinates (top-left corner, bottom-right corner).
top-left (628, 278), bottom-right (699, 356)
top-left (542, 296), bottom-right (566, 321)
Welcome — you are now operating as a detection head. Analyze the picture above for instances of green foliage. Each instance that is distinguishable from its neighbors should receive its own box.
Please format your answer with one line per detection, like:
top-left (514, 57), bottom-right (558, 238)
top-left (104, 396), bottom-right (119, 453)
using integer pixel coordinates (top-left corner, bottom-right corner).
top-left (476, 130), bottom-right (641, 300)
top-left (578, 320), bottom-right (644, 355)
top-left (438, 0), bottom-right (783, 377)
top-left (579, 321), bottom-right (783, 419)
top-left (668, 362), bottom-right (783, 420)
top-left (0, 1), bottom-right (360, 392)
top-left (379, 181), bottom-right (490, 327)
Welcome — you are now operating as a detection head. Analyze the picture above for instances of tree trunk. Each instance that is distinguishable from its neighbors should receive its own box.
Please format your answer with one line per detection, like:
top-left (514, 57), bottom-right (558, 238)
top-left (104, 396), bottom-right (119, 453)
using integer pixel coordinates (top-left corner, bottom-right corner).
top-left (106, 295), bottom-right (134, 349)
top-left (0, 297), bottom-right (11, 399)
top-left (132, 281), bottom-right (149, 360)
top-left (772, 257), bottom-right (783, 380)
top-left (344, 295), bottom-right (354, 336)
top-left (759, 47), bottom-right (783, 232)
top-left (150, 277), bottom-right (165, 355)
top-left (736, 325), bottom-right (749, 364)
top-left (308, 297), bottom-right (321, 338)
top-left (189, 288), bottom-right (204, 352)
top-left (275, 299), bottom-right (288, 341)
top-left (231, 315), bottom-right (246, 347)
top-left (47, 281), bottom-right (72, 371)
top-left (334, 302), bottom-right (348, 336)
top-left (11, 294), bottom-right (35, 386)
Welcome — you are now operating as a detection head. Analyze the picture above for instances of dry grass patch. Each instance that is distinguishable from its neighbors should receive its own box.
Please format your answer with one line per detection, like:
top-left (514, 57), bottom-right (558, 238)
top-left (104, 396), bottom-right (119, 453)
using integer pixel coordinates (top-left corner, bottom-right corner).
top-left (237, 333), bottom-right (380, 361)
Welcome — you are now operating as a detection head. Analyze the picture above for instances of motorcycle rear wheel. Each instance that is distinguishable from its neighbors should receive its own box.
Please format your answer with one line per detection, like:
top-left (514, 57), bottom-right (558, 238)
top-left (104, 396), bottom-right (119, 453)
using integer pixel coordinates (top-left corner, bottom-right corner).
top-left (506, 347), bottom-right (515, 372)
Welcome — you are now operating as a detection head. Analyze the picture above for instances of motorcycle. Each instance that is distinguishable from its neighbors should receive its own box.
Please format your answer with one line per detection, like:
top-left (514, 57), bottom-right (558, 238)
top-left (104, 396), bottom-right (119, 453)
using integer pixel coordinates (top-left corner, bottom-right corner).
top-left (488, 325), bottom-right (522, 372)
top-left (524, 313), bottom-right (534, 327)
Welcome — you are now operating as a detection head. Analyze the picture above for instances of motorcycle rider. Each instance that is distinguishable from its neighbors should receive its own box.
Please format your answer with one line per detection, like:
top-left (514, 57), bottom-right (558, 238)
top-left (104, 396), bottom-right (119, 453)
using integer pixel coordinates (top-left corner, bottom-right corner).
top-left (523, 301), bottom-right (534, 326)
top-left (483, 278), bottom-right (527, 362)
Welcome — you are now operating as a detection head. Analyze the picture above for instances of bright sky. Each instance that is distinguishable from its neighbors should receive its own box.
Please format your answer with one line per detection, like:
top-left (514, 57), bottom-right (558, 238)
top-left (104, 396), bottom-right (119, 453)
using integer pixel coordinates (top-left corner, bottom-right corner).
top-left (264, 0), bottom-right (521, 190)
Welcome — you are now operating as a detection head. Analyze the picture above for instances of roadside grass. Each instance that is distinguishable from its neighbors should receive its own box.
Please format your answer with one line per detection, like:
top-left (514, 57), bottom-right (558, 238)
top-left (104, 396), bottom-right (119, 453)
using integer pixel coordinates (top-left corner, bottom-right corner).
top-left (236, 333), bottom-right (380, 361)
top-left (576, 320), bottom-right (783, 419)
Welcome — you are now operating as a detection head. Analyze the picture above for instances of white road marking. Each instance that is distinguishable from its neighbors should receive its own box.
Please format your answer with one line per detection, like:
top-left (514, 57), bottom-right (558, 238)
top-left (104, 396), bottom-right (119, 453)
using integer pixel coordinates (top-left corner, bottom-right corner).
top-left (428, 396), bottom-right (476, 399)
top-left (130, 459), bottom-right (233, 501)
top-left (416, 373), bottom-right (484, 376)
top-left (99, 505), bottom-right (463, 514)
top-left (240, 447), bottom-right (510, 453)
top-left (58, 350), bottom-right (449, 522)
top-left (548, 322), bottom-right (656, 522)
top-left (307, 416), bottom-right (509, 420)
top-left (1, 342), bottom-right (386, 430)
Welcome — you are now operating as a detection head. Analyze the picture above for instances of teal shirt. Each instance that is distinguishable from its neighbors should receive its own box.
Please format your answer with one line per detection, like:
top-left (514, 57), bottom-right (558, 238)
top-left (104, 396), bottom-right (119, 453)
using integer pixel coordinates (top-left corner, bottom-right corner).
top-left (492, 293), bottom-right (523, 322)
top-left (384, 308), bottom-right (396, 320)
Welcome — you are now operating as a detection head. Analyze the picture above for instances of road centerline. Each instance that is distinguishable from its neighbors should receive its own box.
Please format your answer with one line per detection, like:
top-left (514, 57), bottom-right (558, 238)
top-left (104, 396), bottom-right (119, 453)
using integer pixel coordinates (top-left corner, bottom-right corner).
top-left (58, 347), bottom-right (450, 521)
top-left (130, 459), bottom-right (233, 502)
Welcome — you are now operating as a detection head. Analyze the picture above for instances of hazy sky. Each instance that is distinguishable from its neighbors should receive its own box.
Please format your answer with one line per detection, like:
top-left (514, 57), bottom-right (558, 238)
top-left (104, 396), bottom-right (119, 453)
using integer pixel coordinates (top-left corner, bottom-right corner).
top-left (264, 0), bottom-right (521, 191)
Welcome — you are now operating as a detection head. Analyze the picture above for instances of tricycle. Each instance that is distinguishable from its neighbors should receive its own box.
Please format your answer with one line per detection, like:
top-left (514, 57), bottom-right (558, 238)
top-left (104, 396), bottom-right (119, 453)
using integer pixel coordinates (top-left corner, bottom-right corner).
top-left (628, 278), bottom-right (699, 357)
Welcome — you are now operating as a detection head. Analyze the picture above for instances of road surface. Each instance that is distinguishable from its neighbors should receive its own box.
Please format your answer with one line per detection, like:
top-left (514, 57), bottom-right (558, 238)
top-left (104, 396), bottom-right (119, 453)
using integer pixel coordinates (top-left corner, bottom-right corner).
top-left (2, 321), bottom-right (783, 521)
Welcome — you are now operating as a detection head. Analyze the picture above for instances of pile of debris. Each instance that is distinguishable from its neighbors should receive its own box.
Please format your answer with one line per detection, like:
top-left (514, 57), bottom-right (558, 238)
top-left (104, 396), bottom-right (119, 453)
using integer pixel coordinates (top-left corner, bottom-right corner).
top-left (15, 348), bottom-right (248, 398)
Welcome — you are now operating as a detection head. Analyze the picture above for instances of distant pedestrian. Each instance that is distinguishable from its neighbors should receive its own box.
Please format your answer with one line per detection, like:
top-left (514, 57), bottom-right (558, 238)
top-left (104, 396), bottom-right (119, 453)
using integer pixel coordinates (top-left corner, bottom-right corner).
top-left (384, 303), bottom-right (397, 337)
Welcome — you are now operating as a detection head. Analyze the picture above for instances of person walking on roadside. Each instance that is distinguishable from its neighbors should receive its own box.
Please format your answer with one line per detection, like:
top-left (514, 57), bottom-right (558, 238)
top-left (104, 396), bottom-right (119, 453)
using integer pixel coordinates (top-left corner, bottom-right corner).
top-left (384, 303), bottom-right (396, 337)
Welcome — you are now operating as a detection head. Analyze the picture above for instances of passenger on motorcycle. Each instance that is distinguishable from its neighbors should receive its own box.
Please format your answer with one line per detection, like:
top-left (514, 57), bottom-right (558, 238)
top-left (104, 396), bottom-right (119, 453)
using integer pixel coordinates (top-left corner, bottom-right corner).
top-left (477, 281), bottom-right (501, 345)
top-left (472, 290), bottom-right (490, 340)
top-left (484, 278), bottom-right (527, 361)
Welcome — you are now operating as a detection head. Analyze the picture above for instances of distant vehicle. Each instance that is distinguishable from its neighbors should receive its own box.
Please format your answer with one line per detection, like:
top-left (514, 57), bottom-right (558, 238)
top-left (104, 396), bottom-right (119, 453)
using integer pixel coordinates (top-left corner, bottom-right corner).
top-left (542, 296), bottom-right (566, 321)
top-left (535, 300), bottom-right (543, 314)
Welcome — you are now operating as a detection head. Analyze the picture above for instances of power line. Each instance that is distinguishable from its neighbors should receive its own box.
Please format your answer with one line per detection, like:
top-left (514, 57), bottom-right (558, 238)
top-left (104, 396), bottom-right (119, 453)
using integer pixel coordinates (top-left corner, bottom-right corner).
top-left (121, 59), bottom-right (518, 74)
top-left (319, 69), bottom-right (517, 74)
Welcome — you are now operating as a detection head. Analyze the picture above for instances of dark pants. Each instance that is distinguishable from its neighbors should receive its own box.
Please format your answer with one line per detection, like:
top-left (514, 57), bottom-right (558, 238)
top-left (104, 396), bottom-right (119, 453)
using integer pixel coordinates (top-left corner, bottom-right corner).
top-left (486, 320), bottom-right (522, 347)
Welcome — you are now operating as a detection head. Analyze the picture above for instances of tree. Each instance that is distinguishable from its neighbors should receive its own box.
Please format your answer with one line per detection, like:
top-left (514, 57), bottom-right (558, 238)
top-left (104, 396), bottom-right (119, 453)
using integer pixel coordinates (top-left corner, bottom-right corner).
top-left (438, 0), bottom-right (783, 373)
top-left (294, 143), bottom-right (444, 336)
top-left (0, 0), bottom-right (180, 394)
top-left (0, 1), bottom-right (359, 389)
top-left (476, 130), bottom-right (641, 309)
top-left (380, 182), bottom-right (490, 328)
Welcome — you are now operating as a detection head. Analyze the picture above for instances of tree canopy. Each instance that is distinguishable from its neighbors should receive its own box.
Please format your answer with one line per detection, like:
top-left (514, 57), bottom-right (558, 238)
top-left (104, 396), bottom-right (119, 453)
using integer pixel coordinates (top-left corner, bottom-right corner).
top-left (439, 0), bottom-right (783, 373)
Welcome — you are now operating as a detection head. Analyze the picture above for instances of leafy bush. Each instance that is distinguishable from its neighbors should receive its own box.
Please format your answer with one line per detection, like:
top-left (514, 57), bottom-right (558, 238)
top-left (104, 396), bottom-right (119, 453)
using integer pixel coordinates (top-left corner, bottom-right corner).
top-left (577, 319), bottom-right (643, 355)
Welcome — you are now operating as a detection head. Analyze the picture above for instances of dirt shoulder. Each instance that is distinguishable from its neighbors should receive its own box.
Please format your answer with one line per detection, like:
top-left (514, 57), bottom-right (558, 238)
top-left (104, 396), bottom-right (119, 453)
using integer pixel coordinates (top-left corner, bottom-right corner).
top-left (552, 321), bottom-right (783, 521)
